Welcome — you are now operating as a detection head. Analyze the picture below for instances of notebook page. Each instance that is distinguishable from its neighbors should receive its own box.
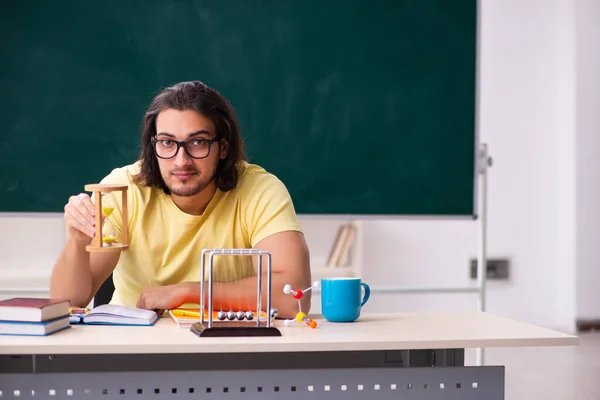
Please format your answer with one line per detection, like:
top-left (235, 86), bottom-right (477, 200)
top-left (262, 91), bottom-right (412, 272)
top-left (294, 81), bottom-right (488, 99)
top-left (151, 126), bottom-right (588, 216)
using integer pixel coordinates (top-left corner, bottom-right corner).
top-left (89, 304), bottom-right (156, 319)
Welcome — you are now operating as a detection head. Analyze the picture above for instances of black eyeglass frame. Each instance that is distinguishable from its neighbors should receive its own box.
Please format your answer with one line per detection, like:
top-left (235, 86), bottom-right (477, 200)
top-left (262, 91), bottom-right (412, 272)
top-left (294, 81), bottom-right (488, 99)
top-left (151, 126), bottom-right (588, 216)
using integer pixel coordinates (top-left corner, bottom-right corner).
top-left (150, 136), bottom-right (222, 159)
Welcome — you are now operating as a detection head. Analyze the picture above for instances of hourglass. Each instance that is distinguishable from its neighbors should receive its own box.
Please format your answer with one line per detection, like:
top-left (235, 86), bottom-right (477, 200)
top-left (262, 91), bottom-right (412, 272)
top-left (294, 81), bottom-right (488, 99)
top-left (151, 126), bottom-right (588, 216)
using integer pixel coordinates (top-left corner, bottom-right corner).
top-left (84, 184), bottom-right (129, 252)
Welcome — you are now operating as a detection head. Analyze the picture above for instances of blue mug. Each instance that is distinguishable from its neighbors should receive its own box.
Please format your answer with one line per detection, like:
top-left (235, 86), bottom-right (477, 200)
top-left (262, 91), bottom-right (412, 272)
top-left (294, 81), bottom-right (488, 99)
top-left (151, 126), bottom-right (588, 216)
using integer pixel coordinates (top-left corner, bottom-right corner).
top-left (321, 277), bottom-right (371, 322)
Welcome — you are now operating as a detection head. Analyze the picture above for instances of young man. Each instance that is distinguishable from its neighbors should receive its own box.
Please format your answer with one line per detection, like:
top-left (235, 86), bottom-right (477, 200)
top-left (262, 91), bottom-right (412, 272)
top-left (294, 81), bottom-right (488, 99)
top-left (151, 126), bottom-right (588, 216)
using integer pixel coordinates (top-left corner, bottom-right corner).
top-left (50, 81), bottom-right (311, 319)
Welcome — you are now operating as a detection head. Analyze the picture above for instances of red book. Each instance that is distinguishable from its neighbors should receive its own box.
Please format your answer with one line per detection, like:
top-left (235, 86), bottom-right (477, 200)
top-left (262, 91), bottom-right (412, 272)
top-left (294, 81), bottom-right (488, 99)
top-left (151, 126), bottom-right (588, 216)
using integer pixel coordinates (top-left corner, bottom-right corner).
top-left (0, 298), bottom-right (70, 322)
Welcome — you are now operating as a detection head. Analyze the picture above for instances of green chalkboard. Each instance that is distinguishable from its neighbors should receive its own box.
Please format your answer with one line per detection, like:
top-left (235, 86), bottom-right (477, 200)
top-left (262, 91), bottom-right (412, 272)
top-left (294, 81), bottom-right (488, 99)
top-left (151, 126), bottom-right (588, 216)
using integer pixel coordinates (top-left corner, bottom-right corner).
top-left (0, 0), bottom-right (478, 216)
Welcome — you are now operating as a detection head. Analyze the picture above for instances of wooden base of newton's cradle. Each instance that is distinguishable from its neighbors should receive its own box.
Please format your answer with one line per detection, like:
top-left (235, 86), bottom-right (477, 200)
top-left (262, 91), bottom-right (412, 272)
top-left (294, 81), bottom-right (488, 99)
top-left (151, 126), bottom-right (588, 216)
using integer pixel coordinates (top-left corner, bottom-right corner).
top-left (84, 183), bottom-right (129, 253)
top-left (190, 321), bottom-right (282, 337)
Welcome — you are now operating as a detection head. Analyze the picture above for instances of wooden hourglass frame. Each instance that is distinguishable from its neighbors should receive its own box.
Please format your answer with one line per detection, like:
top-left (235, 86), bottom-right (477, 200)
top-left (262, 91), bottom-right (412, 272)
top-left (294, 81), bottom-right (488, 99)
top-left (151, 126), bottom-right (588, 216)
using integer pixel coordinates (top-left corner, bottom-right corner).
top-left (84, 184), bottom-right (129, 252)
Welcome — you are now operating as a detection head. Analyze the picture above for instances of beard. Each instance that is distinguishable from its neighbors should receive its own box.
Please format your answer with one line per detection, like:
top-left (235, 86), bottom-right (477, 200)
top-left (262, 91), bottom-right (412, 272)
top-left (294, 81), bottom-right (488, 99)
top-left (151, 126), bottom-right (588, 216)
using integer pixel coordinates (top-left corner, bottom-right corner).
top-left (164, 168), bottom-right (217, 197)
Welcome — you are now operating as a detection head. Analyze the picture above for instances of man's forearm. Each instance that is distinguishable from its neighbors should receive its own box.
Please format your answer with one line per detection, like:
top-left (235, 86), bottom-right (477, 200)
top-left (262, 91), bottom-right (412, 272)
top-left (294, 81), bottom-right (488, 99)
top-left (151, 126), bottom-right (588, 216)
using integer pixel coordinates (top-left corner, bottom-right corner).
top-left (181, 273), bottom-right (311, 319)
top-left (50, 238), bottom-right (93, 306)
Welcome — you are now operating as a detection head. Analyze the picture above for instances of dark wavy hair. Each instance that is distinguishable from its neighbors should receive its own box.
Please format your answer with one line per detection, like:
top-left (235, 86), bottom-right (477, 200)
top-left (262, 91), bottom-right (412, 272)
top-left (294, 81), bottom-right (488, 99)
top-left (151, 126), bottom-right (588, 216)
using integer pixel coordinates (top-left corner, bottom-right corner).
top-left (133, 81), bottom-right (246, 193)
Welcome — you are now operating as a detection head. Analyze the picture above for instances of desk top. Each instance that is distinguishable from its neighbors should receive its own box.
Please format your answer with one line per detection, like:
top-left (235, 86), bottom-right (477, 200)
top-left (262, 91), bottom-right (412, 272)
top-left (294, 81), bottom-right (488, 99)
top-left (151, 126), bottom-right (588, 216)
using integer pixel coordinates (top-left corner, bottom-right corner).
top-left (0, 312), bottom-right (578, 355)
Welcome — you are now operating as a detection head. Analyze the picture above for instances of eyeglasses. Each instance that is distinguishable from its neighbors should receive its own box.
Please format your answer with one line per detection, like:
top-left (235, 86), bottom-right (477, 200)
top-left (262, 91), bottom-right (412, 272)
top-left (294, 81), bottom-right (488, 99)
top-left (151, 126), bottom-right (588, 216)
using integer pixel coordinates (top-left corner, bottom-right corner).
top-left (151, 136), bottom-right (221, 159)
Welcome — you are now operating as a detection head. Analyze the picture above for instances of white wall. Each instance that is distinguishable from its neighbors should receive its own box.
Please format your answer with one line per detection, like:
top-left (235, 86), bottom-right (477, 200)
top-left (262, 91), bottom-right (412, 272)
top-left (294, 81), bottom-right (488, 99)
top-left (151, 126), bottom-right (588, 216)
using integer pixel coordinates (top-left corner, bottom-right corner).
top-left (1, 0), bottom-right (598, 332)
top-left (555, 0), bottom-right (577, 333)
top-left (0, 215), bottom-right (64, 296)
top-left (575, 0), bottom-right (600, 320)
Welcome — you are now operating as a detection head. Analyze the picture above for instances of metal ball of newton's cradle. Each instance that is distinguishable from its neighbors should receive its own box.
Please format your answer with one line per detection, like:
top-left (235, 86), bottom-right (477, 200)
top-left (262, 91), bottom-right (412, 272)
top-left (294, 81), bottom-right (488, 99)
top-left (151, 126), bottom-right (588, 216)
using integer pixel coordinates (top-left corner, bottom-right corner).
top-left (217, 310), bottom-right (227, 321)
top-left (245, 311), bottom-right (254, 320)
top-left (226, 310), bottom-right (236, 321)
top-left (236, 311), bottom-right (245, 321)
top-left (270, 308), bottom-right (278, 319)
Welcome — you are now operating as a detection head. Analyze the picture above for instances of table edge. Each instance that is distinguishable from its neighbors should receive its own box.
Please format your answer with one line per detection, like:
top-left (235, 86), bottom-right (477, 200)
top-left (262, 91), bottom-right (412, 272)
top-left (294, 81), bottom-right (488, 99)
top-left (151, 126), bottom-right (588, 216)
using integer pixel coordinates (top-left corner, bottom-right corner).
top-left (0, 336), bottom-right (579, 355)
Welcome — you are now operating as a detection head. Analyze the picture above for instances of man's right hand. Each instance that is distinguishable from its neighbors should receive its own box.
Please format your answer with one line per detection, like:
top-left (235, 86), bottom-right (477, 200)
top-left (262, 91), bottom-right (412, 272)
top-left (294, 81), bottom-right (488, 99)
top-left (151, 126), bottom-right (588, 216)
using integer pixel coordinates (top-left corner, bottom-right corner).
top-left (64, 193), bottom-right (97, 243)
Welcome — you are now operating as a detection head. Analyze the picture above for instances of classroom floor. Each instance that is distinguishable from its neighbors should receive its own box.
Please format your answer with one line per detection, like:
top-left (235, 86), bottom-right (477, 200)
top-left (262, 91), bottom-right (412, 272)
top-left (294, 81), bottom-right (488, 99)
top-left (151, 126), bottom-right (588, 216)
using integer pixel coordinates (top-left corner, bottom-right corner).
top-left (469, 331), bottom-right (600, 400)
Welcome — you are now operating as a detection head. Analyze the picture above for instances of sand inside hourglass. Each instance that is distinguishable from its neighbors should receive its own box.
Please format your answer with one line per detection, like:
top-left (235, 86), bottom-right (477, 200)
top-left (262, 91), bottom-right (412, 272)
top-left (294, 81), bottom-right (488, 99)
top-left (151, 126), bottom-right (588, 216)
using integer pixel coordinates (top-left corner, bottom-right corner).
top-left (101, 193), bottom-right (117, 245)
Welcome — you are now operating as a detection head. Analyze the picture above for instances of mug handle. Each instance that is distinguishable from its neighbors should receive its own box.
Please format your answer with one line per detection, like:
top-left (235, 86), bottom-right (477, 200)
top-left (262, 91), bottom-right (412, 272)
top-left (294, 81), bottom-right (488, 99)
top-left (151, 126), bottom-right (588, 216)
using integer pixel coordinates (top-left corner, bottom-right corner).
top-left (360, 283), bottom-right (371, 307)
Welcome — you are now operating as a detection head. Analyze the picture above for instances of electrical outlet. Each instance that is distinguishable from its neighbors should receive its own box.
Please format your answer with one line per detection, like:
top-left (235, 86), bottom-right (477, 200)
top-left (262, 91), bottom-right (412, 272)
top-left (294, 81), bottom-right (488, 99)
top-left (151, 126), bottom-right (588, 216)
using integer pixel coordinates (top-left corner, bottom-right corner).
top-left (469, 258), bottom-right (510, 280)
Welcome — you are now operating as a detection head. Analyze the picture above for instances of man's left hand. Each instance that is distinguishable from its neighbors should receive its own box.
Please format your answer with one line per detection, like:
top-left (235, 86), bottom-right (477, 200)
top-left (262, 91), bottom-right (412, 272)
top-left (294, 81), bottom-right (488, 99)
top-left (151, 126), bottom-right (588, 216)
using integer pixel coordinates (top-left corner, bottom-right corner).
top-left (136, 283), bottom-right (194, 313)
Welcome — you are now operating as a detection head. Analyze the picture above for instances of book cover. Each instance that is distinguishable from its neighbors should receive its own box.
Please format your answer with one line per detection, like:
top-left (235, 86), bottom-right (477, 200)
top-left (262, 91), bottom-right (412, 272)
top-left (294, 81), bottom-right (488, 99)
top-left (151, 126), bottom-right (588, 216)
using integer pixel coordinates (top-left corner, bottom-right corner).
top-left (0, 298), bottom-right (70, 322)
top-left (0, 315), bottom-right (71, 336)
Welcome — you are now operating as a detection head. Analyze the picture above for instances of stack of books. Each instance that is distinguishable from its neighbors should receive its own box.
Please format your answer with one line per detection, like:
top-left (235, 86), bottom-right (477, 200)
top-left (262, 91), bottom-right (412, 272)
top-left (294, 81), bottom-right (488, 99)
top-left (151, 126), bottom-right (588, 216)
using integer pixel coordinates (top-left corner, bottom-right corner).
top-left (0, 297), bottom-right (71, 336)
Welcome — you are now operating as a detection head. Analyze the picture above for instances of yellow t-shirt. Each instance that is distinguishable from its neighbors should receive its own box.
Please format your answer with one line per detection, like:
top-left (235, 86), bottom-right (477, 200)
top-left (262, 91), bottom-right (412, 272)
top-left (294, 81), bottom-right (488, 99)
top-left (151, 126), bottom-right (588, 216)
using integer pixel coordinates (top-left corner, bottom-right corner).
top-left (98, 161), bottom-right (302, 307)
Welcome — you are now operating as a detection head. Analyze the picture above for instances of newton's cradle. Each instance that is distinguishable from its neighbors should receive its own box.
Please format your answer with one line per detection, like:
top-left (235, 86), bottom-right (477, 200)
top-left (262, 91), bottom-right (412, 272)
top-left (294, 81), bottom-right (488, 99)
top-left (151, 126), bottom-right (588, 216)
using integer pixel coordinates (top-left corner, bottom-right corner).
top-left (191, 248), bottom-right (318, 338)
top-left (84, 183), bottom-right (316, 337)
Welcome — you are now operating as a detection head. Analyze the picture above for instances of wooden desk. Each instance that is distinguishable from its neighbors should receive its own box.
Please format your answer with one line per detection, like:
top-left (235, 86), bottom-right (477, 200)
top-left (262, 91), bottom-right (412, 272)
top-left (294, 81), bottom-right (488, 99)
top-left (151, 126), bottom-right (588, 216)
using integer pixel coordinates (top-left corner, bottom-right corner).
top-left (0, 312), bottom-right (578, 399)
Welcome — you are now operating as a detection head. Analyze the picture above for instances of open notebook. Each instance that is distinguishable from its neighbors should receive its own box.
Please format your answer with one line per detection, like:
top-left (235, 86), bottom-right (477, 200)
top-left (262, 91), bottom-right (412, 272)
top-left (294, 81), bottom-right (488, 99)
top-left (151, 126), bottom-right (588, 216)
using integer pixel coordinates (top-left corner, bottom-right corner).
top-left (70, 304), bottom-right (159, 326)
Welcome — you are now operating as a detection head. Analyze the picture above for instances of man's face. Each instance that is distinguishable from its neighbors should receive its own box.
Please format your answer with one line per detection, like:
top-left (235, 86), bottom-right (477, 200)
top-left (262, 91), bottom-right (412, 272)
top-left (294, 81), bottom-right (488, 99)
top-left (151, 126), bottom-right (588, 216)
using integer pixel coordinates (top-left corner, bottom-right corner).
top-left (154, 108), bottom-right (228, 197)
